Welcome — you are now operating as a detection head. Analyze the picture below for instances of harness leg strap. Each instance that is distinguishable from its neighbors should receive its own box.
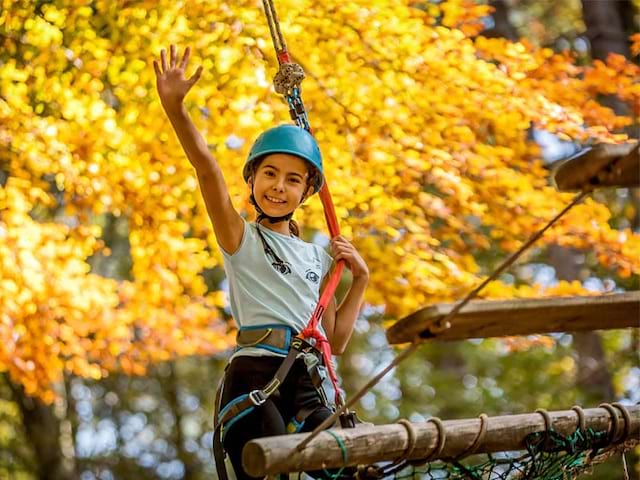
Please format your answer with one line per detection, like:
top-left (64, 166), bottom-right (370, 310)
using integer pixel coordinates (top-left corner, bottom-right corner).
top-left (214, 336), bottom-right (331, 478)
top-left (213, 369), bottom-right (230, 480)
top-left (213, 424), bottom-right (229, 480)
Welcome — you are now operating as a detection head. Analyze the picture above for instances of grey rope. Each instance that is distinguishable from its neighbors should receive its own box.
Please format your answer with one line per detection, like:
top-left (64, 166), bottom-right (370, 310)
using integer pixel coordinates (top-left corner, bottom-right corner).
top-left (611, 402), bottom-right (632, 443)
top-left (395, 419), bottom-right (417, 463)
top-left (599, 403), bottom-right (621, 443)
top-left (622, 449), bottom-right (630, 480)
top-left (535, 408), bottom-right (553, 432)
top-left (411, 417), bottom-right (446, 464)
top-left (262, 0), bottom-right (286, 55)
top-left (571, 405), bottom-right (586, 432)
top-left (453, 413), bottom-right (489, 459)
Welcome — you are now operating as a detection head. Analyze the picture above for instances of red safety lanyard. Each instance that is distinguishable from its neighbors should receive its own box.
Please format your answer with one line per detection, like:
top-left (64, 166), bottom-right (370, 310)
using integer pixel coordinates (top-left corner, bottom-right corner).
top-left (300, 185), bottom-right (345, 407)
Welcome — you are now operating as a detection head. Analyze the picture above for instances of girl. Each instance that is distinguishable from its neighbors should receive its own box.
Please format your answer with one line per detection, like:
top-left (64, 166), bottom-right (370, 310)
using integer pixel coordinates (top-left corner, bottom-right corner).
top-left (154, 45), bottom-right (369, 479)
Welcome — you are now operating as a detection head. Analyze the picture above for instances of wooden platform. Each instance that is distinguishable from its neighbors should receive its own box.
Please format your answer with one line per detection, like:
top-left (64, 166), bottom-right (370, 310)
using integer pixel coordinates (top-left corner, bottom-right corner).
top-left (386, 292), bottom-right (640, 344)
top-left (552, 141), bottom-right (639, 191)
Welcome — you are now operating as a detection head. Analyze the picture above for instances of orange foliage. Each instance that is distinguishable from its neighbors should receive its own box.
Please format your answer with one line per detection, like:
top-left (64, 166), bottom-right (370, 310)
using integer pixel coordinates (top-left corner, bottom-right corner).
top-left (1, 0), bottom-right (638, 400)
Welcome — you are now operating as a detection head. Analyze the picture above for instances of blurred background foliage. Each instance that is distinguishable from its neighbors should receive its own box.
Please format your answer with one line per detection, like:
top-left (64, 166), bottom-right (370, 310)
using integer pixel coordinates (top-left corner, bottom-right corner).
top-left (0, 0), bottom-right (638, 479)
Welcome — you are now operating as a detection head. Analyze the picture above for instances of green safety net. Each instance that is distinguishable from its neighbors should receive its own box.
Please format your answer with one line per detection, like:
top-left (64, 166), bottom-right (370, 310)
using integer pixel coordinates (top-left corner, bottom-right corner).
top-left (384, 428), bottom-right (625, 480)
top-left (309, 426), bottom-right (632, 480)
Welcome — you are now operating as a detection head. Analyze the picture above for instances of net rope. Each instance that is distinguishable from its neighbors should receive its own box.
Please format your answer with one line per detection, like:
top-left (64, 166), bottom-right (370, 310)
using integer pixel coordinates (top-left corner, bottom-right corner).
top-left (309, 426), bottom-right (636, 480)
top-left (388, 427), bottom-right (635, 480)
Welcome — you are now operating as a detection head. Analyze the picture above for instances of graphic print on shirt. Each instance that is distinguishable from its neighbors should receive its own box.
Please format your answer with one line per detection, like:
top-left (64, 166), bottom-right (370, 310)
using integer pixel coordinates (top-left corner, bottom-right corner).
top-left (305, 269), bottom-right (320, 284)
top-left (271, 260), bottom-right (292, 275)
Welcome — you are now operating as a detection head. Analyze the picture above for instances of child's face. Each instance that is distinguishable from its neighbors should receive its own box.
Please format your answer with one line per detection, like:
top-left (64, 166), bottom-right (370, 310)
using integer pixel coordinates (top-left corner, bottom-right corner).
top-left (251, 153), bottom-right (311, 216)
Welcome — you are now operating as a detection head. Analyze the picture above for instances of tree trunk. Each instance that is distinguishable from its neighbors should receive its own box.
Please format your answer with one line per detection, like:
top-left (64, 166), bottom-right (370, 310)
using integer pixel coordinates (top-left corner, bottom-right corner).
top-left (572, 331), bottom-right (615, 400)
top-left (483, 0), bottom-right (519, 41)
top-left (7, 377), bottom-right (76, 480)
top-left (581, 0), bottom-right (632, 60)
top-left (547, 245), bottom-right (616, 403)
top-left (581, 0), bottom-right (636, 138)
top-left (167, 361), bottom-right (197, 480)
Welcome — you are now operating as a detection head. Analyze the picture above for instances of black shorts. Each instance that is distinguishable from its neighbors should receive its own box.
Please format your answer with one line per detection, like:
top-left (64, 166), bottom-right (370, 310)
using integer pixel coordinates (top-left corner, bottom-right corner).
top-left (220, 354), bottom-right (332, 479)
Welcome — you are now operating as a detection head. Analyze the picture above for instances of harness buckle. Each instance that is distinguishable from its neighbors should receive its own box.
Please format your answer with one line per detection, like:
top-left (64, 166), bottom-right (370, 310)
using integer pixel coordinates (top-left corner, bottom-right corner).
top-left (249, 389), bottom-right (267, 406)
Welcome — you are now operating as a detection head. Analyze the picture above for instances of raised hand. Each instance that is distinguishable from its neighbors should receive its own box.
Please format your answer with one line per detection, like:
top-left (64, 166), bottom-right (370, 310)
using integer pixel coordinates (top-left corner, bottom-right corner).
top-left (153, 44), bottom-right (203, 109)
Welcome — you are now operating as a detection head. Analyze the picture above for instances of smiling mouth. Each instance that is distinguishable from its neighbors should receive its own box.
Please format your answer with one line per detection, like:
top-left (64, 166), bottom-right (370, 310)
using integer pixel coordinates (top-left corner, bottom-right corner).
top-left (265, 195), bottom-right (286, 205)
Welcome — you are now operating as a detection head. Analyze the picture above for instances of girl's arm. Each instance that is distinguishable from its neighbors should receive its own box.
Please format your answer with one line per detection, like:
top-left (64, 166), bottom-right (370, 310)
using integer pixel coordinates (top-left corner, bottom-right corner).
top-left (321, 236), bottom-right (369, 354)
top-left (154, 45), bottom-right (244, 254)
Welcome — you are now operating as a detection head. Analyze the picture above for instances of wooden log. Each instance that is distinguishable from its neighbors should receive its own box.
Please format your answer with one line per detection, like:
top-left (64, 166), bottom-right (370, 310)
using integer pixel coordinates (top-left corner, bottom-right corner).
top-left (552, 141), bottom-right (639, 191)
top-left (243, 405), bottom-right (639, 477)
top-left (386, 292), bottom-right (640, 345)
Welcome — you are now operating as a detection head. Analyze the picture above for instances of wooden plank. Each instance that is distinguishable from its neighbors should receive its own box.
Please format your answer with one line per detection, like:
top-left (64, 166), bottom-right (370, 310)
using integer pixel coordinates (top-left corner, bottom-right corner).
top-left (243, 405), bottom-right (639, 476)
top-left (386, 292), bottom-right (639, 345)
top-left (552, 141), bottom-right (639, 191)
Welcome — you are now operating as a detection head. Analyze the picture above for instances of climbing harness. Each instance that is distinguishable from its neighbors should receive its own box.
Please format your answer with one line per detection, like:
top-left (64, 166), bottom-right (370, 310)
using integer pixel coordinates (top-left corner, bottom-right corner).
top-left (218, 327), bottom-right (329, 433)
top-left (213, 326), bottom-right (330, 480)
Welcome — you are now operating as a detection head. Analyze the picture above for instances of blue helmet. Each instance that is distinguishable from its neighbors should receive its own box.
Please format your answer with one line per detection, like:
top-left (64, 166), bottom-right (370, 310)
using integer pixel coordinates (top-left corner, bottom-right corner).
top-left (243, 125), bottom-right (324, 194)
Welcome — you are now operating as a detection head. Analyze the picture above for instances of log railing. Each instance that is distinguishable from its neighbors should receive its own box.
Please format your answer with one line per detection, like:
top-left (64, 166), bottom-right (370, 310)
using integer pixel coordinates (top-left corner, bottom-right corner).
top-left (243, 404), bottom-right (639, 477)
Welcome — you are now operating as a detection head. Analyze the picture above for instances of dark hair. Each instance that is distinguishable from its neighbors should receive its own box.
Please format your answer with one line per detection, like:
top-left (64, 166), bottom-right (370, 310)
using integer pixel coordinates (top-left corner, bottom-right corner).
top-left (249, 156), bottom-right (318, 238)
top-left (289, 219), bottom-right (300, 237)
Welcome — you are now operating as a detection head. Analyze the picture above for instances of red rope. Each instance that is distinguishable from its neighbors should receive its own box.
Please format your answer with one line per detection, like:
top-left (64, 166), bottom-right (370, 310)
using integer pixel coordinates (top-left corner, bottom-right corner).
top-left (277, 51), bottom-right (291, 64)
top-left (300, 180), bottom-right (346, 406)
